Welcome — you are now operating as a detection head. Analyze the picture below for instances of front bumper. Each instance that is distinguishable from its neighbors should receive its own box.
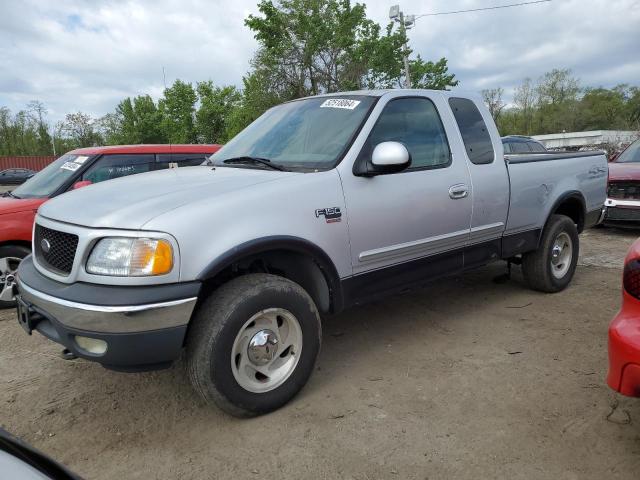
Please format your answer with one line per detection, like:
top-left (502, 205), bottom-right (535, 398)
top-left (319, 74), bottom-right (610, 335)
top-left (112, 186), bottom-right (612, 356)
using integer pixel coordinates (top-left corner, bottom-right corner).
top-left (15, 256), bottom-right (200, 371)
top-left (607, 292), bottom-right (640, 397)
top-left (603, 198), bottom-right (640, 226)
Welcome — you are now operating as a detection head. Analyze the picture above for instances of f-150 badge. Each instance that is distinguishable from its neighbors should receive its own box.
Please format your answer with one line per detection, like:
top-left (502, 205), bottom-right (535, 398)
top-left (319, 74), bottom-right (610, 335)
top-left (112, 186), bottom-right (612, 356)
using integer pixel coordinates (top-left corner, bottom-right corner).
top-left (315, 207), bottom-right (342, 223)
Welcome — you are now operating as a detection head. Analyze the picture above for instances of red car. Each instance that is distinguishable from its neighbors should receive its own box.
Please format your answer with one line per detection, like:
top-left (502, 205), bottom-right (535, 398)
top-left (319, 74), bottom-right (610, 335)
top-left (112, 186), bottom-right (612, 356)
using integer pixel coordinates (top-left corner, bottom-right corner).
top-left (604, 138), bottom-right (640, 226)
top-left (0, 144), bottom-right (221, 307)
top-left (607, 237), bottom-right (640, 397)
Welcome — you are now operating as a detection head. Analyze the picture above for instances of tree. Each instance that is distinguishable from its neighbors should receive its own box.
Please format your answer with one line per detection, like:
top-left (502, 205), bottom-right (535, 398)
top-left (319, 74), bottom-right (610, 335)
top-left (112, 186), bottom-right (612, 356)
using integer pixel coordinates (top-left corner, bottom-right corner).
top-left (409, 56), bottom-right (459, 90)
top-left (245, 0), bottom-right (407, 96)
top-left (195, 83), bottom-right (241, 143)
top-left (482, 87), bottom-right (505, 122)
top-left (158, 80), bottom-right (197, 143)
top-left (624, 86), bottom-right (640, 130)
top-left (60, 112), bottom-right (102, 148)
top-left (580, 86), bottom-right (627, 130)
top-left (512, 78), bottom-right (536, 135)
top-left (27, 100), bottom-right (53, 155)
top-left (536, 68), bottom-right (580, 105)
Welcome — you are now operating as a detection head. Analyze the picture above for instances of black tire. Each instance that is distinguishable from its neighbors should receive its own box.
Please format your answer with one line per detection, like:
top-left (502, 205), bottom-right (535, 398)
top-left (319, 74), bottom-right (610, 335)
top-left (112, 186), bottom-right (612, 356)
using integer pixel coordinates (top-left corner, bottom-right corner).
top-left (0, 244), bottom-right (30, 309)
top-left (522, 214), bottom-right (579, 293)
top-left (186, 273), bottom-right (321, 417)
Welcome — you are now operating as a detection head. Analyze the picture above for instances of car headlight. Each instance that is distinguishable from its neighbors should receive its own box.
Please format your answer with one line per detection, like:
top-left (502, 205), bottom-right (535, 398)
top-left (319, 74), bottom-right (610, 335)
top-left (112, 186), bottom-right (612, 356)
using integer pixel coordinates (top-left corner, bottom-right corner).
top-left (86, 238), bottom-right (173, 276)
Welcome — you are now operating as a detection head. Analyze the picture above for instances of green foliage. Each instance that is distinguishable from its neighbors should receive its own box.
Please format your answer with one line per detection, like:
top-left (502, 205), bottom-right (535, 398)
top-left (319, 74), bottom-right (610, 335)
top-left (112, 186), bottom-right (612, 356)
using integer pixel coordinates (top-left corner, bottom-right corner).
top-left (195, 83), bottom-right (241, 143)
top-left (158, 80), bottom-right (198, 143)
top-left (494, 70), bottom-right (640, 136)
top-left (410, 56), bottom-right (458, 90)
top-left (245, 0), bottom-right (411, 94)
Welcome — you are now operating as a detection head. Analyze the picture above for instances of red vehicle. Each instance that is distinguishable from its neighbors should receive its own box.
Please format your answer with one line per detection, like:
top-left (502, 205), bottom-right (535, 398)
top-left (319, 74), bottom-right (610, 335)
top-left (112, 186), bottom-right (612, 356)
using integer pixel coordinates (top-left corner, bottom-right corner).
top-left (0, 144), bottom-right (221, 307)
top-left (604, 138), bottom-right (640, 226)
top-left (607, 237), bottom-right (640, 397)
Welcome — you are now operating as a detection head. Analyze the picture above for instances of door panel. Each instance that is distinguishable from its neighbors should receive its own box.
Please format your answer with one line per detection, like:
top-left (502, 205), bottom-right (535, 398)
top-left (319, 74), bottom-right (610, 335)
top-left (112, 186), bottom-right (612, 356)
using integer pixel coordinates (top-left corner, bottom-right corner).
top-left (447, 97), bottom-right (509, 263)
top-left (340, 95), bottom-right (472, 276)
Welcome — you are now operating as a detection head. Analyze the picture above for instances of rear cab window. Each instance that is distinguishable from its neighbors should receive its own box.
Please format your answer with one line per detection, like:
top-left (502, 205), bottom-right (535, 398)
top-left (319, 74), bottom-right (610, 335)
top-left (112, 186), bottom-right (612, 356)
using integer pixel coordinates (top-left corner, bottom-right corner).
top-left (528, 142), bottom-right (546, 153)
top-left (449, 98), bottom-right (495, 165)
top-left (511, 142), bottom-right (531, 153)
top-left (157, 153), bottom-right (209, 169)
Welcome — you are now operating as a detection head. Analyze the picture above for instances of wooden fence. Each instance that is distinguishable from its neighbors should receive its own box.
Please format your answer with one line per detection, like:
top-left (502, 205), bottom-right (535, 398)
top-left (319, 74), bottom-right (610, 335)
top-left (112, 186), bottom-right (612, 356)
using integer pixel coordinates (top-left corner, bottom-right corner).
top-left (0, 156), bottom-right (57, 171)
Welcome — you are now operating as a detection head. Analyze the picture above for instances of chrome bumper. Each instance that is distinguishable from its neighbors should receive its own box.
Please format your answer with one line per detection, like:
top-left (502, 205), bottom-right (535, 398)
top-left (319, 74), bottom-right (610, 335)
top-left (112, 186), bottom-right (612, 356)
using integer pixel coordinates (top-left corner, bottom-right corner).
top-left (605, 198), bottom-right (640, 209)
top-left (16, 278), bottom-right (197, 334)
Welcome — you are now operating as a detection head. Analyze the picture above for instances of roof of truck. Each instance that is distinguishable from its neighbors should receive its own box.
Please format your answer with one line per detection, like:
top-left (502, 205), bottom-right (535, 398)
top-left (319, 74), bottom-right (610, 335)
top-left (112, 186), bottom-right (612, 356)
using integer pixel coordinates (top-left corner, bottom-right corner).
top-left (68, 144), bottom-right (222, 155)
top-left (296, 89), bottom-right (477, 99)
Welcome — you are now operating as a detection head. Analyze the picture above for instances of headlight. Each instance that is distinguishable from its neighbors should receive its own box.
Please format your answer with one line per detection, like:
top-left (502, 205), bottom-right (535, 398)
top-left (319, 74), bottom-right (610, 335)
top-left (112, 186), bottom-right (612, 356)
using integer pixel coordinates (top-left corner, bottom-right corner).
top-left (86, 238), bottom-right (173, 276)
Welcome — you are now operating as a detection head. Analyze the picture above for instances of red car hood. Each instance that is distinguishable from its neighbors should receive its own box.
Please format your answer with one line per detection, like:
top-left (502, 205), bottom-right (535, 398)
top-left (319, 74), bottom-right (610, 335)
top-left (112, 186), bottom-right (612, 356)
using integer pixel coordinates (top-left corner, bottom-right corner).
top-left (608, 162), bottom-right (640, 182)
top-left (0, 196), bottom-right (47, 215)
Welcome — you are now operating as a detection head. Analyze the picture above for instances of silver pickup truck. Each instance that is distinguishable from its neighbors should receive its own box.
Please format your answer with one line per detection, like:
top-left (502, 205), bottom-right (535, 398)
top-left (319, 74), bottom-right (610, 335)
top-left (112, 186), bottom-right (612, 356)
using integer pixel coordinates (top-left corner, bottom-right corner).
top-left (15, 90), bottom-right (607, 416)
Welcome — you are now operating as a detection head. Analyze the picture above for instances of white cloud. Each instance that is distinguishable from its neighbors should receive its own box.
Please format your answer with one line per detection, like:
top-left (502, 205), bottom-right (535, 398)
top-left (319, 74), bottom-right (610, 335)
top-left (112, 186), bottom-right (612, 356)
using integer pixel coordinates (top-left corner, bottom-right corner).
top-left (0, 0), bottom-right (639, 122)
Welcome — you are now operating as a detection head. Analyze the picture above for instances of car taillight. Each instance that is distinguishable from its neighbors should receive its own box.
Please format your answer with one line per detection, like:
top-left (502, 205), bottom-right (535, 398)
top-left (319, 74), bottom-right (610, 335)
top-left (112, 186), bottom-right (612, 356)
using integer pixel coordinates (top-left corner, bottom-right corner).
top-left (623, 259), bottom-right (640, 299)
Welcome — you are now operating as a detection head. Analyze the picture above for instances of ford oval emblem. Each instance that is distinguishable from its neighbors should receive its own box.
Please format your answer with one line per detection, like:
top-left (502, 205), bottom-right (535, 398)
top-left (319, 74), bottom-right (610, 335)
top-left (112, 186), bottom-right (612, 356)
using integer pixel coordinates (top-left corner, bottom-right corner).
top-left (41, 238), bottom-right (51, 253)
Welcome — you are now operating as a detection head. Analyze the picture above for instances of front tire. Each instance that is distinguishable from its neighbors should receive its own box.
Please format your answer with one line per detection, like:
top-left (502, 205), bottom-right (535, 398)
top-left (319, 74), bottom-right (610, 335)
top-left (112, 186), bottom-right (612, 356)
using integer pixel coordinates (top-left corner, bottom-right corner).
top-left (186, 274), bottom-right (321, 417)
top-left (522, 214), bottom-right (579, 293)
top-left (0, 245), bottom-right (30, 308)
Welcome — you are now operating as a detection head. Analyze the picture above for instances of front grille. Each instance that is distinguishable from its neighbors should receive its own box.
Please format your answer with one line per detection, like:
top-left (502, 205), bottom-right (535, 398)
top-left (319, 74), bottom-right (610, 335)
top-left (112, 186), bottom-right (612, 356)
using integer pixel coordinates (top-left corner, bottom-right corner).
top-left (608, 181), bottom-right (640, 200)
top-left (606, 207), bottom-right (640, 221)
top-left (34, 224), bottom-right (79, 275)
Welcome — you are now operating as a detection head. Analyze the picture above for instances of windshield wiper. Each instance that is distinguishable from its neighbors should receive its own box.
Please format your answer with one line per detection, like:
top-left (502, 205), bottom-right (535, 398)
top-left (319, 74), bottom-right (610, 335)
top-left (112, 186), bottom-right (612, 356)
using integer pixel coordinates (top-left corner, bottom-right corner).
top-left (1, 191), bottom-right (18, 199)
top-left (223, 156), bottom-right (288, 172)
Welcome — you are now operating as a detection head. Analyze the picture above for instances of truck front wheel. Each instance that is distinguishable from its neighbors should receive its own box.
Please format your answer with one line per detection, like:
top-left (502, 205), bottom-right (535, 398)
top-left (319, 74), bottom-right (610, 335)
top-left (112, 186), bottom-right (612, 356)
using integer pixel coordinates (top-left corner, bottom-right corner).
top-left (186, 273), bottom-right (321, 417)
top-left (521, 214), bottom-right (579, 293)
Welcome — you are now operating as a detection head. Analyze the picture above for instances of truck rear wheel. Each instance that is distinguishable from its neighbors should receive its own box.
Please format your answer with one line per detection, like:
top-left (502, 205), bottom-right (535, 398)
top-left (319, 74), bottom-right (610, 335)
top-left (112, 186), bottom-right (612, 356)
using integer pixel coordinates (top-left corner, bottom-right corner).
top-left (521, 214), bottom-right (579, 293)
top-left (0, 245), bottom-right (30, 309)
top-left (186, 273), bottom-right (321, 417)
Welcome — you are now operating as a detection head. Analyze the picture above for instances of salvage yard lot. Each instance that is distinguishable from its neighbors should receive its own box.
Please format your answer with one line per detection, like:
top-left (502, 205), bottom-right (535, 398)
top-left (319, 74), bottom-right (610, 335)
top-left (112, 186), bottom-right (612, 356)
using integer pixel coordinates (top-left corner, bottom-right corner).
top-left (2, 228), bottom-right (640, 479)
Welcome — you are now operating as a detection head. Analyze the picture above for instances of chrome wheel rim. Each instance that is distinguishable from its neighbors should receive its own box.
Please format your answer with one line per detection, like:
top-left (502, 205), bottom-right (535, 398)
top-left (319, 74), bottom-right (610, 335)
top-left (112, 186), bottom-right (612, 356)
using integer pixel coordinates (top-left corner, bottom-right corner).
top-left (0, 257), bottom-right (21, 302)
top-left (231, 308), bottom-right (303, 393)
top-left (550, 232), bottom-right (572, 279)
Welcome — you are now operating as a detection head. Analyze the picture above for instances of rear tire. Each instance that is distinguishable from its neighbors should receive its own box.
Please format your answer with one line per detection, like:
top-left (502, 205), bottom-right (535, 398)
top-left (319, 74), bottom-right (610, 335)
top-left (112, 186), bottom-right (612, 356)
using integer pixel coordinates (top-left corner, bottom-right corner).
top-left (522, 214), bottom-right (579, 293)
top-left (186, 273), bottom-right (321, 417)
top-left (0, 245), bottom-right (30, 309)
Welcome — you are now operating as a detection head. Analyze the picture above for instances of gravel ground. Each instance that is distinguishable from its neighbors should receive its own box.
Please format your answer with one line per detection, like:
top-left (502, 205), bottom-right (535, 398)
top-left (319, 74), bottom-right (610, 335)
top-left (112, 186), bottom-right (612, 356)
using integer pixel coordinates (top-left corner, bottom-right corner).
top-left (1, 227), bottom-right (640, 479)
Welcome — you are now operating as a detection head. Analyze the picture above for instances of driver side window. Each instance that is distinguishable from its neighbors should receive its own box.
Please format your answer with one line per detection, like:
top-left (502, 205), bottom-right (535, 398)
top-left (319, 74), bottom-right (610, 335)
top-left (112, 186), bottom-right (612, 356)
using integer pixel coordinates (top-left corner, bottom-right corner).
top-left (359, 97), bottom-right (451, 171)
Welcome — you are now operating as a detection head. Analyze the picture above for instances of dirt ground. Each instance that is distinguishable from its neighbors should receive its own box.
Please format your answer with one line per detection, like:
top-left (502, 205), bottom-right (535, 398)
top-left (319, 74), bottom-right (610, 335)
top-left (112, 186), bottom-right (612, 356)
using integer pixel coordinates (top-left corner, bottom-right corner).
top-left (2, 227), bottom-right (640, 479)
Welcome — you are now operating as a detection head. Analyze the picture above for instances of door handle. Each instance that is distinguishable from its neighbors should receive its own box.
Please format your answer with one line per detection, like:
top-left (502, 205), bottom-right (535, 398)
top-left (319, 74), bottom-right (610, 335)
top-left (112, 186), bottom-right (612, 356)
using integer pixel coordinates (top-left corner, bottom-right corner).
top-left (448, 184), bottom-right (468, 199)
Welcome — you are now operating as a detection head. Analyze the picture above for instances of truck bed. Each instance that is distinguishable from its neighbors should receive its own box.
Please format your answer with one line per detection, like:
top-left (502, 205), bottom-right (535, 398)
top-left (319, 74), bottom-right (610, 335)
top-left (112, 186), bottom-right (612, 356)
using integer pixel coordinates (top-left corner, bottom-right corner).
top-left (504, 150), bottom-right (607, 236)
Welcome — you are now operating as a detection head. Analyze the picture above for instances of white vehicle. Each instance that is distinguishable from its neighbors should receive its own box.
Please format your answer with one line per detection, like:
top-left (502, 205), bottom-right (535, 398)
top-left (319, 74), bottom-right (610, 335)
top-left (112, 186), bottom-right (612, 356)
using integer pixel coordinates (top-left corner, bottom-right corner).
top-left (15, 90), bottom-right (607, 416)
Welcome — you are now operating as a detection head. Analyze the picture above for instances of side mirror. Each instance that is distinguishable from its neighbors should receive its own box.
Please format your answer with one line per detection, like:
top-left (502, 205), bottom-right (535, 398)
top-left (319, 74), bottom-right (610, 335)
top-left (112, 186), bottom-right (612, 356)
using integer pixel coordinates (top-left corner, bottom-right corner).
top-left (355, 141), bottom-right (411, 177)
top-left (73, 180), bottom-right (92, 190)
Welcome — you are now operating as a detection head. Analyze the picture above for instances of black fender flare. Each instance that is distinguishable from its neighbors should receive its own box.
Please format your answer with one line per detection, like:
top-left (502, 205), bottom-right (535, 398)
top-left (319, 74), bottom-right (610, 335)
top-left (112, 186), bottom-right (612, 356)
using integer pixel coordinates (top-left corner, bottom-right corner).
top-left (197, 236), bottom-right (344, 313)
top-left (548, 190), bottom-right (587, 232)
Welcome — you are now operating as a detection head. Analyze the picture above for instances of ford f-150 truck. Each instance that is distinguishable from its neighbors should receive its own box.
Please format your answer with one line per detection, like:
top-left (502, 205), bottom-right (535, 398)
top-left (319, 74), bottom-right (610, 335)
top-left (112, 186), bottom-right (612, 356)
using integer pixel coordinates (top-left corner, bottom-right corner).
top-left (14, 90), bottom-right (607, 416)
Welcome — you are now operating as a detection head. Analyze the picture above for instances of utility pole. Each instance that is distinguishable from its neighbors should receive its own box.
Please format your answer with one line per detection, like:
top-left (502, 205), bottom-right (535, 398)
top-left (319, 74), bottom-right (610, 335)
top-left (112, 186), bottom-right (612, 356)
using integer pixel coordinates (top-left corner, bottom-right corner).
top-left (390, 5), bottom-right (415, 89)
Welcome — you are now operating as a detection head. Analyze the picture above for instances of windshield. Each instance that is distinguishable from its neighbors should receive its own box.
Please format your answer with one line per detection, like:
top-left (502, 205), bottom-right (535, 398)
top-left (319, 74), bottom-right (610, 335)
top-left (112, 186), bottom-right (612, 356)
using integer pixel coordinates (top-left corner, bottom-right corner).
top-left (212, 96), bottom-right (376, 171)
top-left (616, 140), bottom-right (640, 163)
top-left (12, 154), bottom-right (90, 198)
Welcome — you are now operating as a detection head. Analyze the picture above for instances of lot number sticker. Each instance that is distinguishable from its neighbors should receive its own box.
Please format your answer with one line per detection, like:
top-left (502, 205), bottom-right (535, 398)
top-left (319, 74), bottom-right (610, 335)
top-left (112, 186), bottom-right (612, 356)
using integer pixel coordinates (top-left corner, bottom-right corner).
top-left (74, 155), bottom-right (89, 164)
top-left (60, 161), bottom-right (81, 172)
top-left (320, 99), bottom-right (361, 110)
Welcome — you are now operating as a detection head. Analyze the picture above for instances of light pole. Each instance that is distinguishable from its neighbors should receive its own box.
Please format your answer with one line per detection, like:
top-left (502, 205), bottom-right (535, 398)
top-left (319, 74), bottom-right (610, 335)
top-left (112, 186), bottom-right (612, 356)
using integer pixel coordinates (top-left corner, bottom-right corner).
top-left (389, 5), bottom-right (415, 88)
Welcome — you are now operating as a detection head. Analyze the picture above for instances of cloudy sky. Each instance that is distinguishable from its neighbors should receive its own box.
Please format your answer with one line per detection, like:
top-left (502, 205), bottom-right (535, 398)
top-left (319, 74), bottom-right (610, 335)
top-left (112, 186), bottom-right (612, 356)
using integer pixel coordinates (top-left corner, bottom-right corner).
top-left (1, 0), bottom-right (639, 122)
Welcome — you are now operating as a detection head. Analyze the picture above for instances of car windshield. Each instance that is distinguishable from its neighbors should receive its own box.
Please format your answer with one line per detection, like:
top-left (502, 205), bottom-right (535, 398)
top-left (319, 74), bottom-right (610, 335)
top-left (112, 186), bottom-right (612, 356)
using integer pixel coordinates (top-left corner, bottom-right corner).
top-left (211, 96), bottom-right (376, 171)
top-left (12, 154), bottom-right (89, 198)
top-left (616, 140), bottom-right (640, 163)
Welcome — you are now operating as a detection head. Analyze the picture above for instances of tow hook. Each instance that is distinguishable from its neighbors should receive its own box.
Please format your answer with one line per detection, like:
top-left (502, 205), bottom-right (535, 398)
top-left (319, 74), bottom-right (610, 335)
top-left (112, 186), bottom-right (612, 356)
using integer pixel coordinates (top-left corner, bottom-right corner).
top-left (60, 348), bottom-right (77, 361)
